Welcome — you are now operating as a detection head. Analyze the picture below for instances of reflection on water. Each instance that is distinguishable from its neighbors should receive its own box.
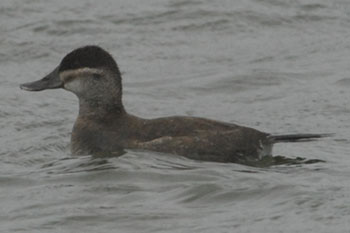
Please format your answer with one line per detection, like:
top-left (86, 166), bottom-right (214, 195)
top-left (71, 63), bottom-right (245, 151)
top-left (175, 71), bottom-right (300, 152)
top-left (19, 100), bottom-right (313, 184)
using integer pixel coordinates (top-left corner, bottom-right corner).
top-left (242, 155), bottom-right (326, 167)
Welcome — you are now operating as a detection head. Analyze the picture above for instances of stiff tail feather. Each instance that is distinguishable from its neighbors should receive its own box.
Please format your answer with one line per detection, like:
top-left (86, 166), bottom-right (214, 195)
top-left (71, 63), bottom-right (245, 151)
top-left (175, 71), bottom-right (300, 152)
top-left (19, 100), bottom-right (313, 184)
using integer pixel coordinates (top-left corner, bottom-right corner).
top-left (269, 133), bottom-right (332, 143)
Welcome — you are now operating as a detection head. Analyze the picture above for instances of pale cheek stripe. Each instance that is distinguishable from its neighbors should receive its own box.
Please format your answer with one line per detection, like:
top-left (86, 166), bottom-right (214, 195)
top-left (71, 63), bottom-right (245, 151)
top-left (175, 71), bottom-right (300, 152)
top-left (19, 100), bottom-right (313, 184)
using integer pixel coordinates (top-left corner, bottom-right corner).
top-left (60, 68), bottom-right (104, 82)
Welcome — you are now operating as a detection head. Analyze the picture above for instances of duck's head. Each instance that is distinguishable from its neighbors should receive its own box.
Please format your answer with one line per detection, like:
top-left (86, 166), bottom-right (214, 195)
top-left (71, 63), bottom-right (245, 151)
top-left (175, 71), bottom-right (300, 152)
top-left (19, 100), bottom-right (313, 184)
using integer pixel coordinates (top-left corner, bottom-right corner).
top-left (20, 46), bottom-right (123, 110)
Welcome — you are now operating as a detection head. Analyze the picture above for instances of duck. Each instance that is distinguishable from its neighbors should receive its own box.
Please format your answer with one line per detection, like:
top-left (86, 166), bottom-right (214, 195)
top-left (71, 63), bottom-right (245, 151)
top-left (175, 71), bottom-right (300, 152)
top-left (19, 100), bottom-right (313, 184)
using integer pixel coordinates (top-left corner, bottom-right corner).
top-left (20, 45), bottom-right (328, 164)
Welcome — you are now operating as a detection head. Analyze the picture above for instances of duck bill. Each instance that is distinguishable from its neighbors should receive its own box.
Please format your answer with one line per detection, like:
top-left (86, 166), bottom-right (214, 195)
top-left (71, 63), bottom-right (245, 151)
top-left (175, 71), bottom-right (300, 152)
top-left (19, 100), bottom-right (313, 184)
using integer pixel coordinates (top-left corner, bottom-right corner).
top-left (20, 66), bottom-right (63, 91)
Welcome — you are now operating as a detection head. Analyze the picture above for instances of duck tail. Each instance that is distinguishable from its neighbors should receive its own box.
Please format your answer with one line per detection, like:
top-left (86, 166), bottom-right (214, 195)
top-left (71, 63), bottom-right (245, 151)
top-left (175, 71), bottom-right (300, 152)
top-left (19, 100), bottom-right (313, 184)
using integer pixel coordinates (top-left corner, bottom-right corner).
top-left (269, 133), bottom-right (332, 143)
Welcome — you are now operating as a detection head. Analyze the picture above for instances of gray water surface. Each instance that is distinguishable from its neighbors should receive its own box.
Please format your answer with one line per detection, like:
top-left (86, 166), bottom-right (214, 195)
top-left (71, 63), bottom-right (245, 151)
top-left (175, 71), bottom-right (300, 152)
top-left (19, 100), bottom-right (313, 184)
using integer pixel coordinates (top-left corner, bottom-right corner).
top-left (1, 0), bottom-right (349, 232)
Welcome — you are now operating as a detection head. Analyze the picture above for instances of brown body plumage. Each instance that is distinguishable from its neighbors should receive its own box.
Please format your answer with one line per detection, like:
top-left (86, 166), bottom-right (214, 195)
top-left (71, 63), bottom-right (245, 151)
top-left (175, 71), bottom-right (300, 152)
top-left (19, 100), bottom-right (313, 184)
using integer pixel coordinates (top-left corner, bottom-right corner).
top-left (20, 45), bottom-right (327, 163)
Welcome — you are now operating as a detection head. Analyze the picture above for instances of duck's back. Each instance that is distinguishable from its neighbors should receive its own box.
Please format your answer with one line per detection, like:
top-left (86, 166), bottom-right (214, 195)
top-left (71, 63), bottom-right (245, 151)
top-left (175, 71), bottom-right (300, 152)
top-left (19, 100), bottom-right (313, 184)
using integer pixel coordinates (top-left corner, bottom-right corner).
top-left (71, 114), bottom-right (270, 162)
top-left (129, 115), bottom-right (270, 162)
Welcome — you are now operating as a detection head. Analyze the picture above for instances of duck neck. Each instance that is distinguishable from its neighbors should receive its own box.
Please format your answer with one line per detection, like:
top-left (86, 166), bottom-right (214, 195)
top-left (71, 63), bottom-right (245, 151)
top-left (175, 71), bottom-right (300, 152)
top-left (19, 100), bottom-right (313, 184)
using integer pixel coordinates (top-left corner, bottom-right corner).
top-left (78, 95), bottom-right (126, 119)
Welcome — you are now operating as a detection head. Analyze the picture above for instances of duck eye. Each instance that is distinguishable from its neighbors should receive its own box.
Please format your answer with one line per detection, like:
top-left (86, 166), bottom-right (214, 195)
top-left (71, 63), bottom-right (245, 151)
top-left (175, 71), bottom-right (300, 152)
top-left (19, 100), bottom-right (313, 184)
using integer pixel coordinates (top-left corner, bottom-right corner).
top-left (92, 73), bottom-right (101, 80)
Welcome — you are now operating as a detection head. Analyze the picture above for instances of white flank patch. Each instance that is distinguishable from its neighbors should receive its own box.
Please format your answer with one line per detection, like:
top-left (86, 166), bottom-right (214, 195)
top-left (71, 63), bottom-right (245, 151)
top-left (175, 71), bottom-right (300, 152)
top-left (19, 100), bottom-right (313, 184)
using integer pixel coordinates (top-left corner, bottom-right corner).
top-left (258, 140), bottom-right (273, 158)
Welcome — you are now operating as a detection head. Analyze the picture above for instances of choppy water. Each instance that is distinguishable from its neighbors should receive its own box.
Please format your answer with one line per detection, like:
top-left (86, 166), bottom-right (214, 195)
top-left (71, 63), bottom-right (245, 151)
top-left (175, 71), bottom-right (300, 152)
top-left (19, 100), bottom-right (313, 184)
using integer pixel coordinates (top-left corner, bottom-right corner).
top-left (1, 0), bottom-right (350, 232)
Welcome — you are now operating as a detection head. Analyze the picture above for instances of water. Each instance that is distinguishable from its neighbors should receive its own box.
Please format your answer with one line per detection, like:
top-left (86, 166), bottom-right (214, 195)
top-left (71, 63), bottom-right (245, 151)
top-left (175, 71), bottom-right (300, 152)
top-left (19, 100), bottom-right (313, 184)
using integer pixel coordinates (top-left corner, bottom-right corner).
top-left (1, 0), bottom-right (349, 232)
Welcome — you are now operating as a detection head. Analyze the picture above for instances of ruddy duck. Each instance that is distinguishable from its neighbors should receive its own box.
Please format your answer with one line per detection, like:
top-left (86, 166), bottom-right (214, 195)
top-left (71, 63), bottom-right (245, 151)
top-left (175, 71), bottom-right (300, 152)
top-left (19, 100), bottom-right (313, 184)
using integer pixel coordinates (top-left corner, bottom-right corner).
top-left (20, 46), bottom-right (328, 163)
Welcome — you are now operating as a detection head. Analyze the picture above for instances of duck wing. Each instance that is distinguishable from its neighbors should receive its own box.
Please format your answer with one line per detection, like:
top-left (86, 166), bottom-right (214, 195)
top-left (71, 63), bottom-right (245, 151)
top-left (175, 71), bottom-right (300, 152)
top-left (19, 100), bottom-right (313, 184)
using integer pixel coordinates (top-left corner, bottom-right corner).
top-left (133, 128), bottom-right (270, 163)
